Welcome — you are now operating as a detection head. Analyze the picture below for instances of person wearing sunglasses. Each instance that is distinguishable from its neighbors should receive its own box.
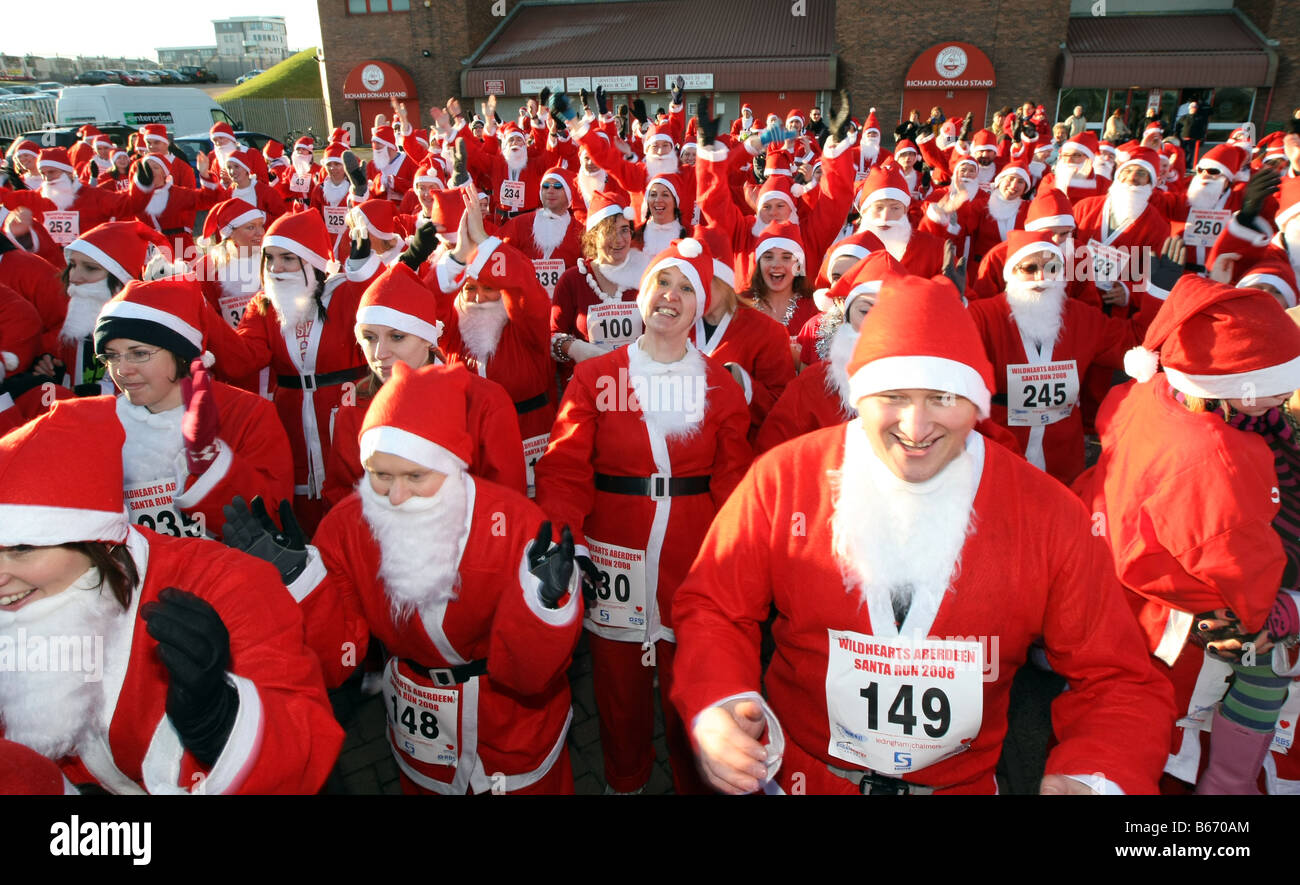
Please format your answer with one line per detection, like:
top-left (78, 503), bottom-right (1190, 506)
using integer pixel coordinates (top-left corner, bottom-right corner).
top-left (493, 167), bottom-right (584, 298)
top-left (968, 229), bottom-right (1154, 483)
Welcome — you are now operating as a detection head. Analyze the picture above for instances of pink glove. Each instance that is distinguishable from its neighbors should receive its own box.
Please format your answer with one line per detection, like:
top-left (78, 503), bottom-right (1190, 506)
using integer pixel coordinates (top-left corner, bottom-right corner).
top-left (1265, 593), bottom-right (1300, 642)
top-left (181, 358), bottom-right (220, 476)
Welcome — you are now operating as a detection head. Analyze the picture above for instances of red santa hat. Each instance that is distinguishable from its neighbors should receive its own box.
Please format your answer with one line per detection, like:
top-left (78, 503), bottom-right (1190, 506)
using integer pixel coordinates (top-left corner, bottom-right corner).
top-left (1275, 177), bottom-right (1300, 231)
top-left (1124, 275), bottom-right (1300, 397)
top-left (1116, 146), bottom-right (1159, 184)
top-left (846, 274), bottom-right (994, 417)
top-left (637, 237), bottom-right (714, 321)
top-left (1063, 131), bottom-right (1099, 159)
top-left (94, 279), bottom-right (215, 367)
top-left (756, 175), bottom-right (801, 217)
top-left (140, 123), bottom-right (168, 144)
top-left (859, 164), bottom-right (912, 208)
top-left (200, 198), bottom-right (264, 244)
top-left (65, 221), bottom-right (173, 284)
top-left (37, 147), bottom-right (76, 176)
top-left (0, 396), bottom-right (128, 547)
top-left (352, 199), bottom-right (398, 241)
top-left (948, 152), bottom-right (978, 178)
top-left (323, 143), bottom-right (347, 167)
top-left (1237, 256), bottom-right (1299, 309)
top-left (753, 221), bottom-right (806, 276)
top-left (499, 122), bottom-right (526, 145)
top-left (413, 158), bottom-right (443, 187)
top-left (741, 103), bottom-right (754, 116)
top-left (644, 171), bottom-right (684, 214)
top-left (642, 120), bottom-right (675, 149)
top-left (464, 237), bottom-right (546, 303)
top-left (428, 187), bottom-right (469, 231)
top-left (263, 139), bottom-right (288, 169)
top-left (1194, 143), bottom-right (1242, 180)
top-left (210, 121), bottom-right (236, 142)
top-left (76, 124), bottom-right (102, 139)
top-left (356, 262), bottom-right (444, 345)
top-left (12, 140), bottom-right (39, 160)
top-left (89, 133), bottom-right (113, 149)
top-left (763, 151), bottom-right (792, 179)
top-left (993, 158), bottom-right (1032, 190)
top-left (404, 128), bottom-right (430, 164)
top-left (1024, 188), bottom-right (1076, 231)
top-left (360, 360), bottom-right (472, 475)
top-left (969, 129), bottom-right (998, 155)
top-left (785, 110), bottom-right (804, 128)
top-left (263, 210), bottom-right (333, 273)
top-left (863, 108), bottom-right (881, 135)
top-left (1097, 140), bottom-right (1117, 157)
top-left (224, 147), bottom-right (260, 178)
top-left (585, 190), bottom-right (635, 231)
top-left (371, 125), bottom-right (398, 152)
top-left (813, 229), bottom-right (887, 293)
top-left (540, 166), bottom-right (578, 207)
top-left (1002, 230), bottom-right (1065, 283)
top-left (817, 250), bottom-right (905, 313)
top-left (330, 127), bottom-right (352, 147)
top-left (893, 139), bottom-right (919, 159)
top-left (1142, 121), bottom-right (1163, 139)
top-left (292, 136), bottom-right (315, 154)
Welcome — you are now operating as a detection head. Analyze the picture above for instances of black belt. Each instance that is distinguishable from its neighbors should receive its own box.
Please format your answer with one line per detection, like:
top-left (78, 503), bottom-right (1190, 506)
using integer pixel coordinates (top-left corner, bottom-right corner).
top-left (399, 657), bottom-right (488, 687)
top-left (826, 764), bottom-right (937, 795)
top-left (276, 366), bottom-right (368, 391)
top-left (514, 392), bottom-right (549, 415)
top-left (161, 227), bottom-right (188, 237)
top-left (991, 393), bottom-right (1007, 407)
top-left (594, 472), bottom-right (711, 499)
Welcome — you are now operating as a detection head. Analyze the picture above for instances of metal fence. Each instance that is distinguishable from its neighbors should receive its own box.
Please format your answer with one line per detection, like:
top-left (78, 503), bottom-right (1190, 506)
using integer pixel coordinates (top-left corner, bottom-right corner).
top-left (0, 96), bottom-right (57, 141)
top-left (218, 97), bottom-right (329, 147)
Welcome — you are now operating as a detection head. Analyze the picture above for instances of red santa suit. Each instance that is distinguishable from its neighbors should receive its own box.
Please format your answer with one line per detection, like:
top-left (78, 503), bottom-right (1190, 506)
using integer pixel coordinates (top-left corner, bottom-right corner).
top-left (691, 303), bottom-right (795, 436)
top-left (130, 150), bottom-right (201, 258)
top-left (0, 201), bottom-right (65, 269)
top-left (495, 205), bottom-right (584, 296)
top-left (26, 150), bottom-right (150, 244)
top-left (460, 119), bottom-right (557, 217)
top-left (0, 282), bottom-right (42, 379)
top-left (549, 255), bottom-right (642, 386)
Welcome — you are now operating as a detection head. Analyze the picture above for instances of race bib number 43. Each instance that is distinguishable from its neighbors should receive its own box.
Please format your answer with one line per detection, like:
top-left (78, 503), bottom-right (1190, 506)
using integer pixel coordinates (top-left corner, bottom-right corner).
top-left (1006, 360), bottom-right (1079, 426)
top-left (584, 537), bottom-right (648, 630)
top-left (825, 630), bottom-right (983, 775)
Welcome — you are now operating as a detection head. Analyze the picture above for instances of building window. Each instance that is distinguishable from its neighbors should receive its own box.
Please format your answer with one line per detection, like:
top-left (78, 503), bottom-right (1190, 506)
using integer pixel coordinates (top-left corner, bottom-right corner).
top-left (349, 0), bottom-right (409, 12)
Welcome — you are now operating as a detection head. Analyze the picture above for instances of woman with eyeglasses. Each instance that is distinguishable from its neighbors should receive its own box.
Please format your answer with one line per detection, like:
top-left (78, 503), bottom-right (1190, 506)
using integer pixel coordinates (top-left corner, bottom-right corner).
top-left (91, 278), bottom-right (293, 538)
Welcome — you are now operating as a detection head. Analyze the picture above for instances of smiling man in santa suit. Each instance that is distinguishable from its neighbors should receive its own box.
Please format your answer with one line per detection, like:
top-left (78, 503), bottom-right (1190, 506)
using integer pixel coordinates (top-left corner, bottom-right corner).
top-left (283, 361), bottom-right (584, 794)
top-left (672, 274), bottom-right (1173, 795)
top-left (494, 167), bottom-right (585, 295)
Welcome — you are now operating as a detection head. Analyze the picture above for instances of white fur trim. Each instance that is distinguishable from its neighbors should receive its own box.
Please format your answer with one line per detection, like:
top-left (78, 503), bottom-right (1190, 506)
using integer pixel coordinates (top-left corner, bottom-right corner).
top-left (287, 545), bottom-right (328, 604)
top-left (1002, 241), bottom-right (1065, 282)
top-left (677, 237), bottom-right (701, 258)
top-left (819, 131), bottom-right (857, 160)
top-left (1276, 202), bottom-right (1300, 232)
top-left (813, 287), bottom-right (834, 312)
top-left (38, 158), bottom-right (75, 174)
top-left (355, 305), bottom-right (443, 345)
top-left (586, 203), bottom-right (629, 231)
top-left (0, 503), bottom-right (129, 546)
top-left (466, 236), bottom-right (502, 279)
top-left (344, 250), bottom-right (382, 284)
top-left (996, 165), bottom-right (1031, 185)
top-left (638, 256), bottom-right (707, 320)
top-left (141, 672), bottom-right (264, 794)
top-left (1124, 346), bottom-right (1160, 382)
top-left (646, 176), bottom-right (679, 208)
top-left (359, 425), bottom-right (469, 475)
top-left (847, 355), bottom-right (991, 418)
top-left (712, 258), bottom-right (734, 289)
top-left (1196, 159), bottom-right (1234, 179)
top-left (843, 281), bottom-right (882, 315)
top-left (517, 539), bottom-right (582, 626)
top-left (221, 208), bottom-right (264, 238)
top-left (1164, 353), bottom-right (1300, 399)
top-left (174, 439), bottom-right (232, 509)
top-left (65, 240), bottom-right (131, 285)
top-left (1118, 158), bottom-right (1156, 185)
top-left (754, 236), bottom-right (806, 272)
top-left (0, 351), bottom-right (17, 372)
top-left (758, 190), bottom-right (797, 213)
top-left (864, 186), bottom-right (911, 208)
top-left (262, 235), bottom-right (328, 272)
top-left (1239, 272), bottom-right (1297, 308)
top-left (1226, 213), bottom-right (1274, 248)
top-left (98, 300), bottom-right (202, 349)
top-left (1025, 214), bottom-right (1075, 231)
top-left (696, 143), bottom-right (729, 164)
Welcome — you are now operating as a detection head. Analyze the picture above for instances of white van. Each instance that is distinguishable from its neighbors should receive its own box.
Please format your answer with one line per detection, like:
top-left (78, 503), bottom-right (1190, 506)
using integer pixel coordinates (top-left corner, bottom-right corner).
top-left (57, 85), bottom-right (235, 137)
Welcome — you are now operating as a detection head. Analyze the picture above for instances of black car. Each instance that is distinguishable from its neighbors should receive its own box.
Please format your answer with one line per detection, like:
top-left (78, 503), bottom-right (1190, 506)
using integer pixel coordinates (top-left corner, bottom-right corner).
top-left (19, 124), bottom-right (139, 151)
top-left (173, 130), bottom-right (275, 179)
top-left (75, 70), bottom-right (116, 85)
top-left (177, 66), bottom-right (217, 84)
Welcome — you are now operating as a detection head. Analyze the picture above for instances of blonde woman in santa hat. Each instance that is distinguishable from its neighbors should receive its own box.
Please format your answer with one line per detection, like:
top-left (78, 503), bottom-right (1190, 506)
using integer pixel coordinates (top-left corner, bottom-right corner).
top-left (192, 199), bottom-right (266, 329)
top-left (93, 279), bottom-right (293, 537)
top-left (1077, 274), bottom-right (1300, 794)
top-left (0, 397), bottom-right (341, 793)
top-left (534, 236), bottom-right (752, 794)
top-left (275, 361), bottom-right (583, 794)
top-left (322, 262), bottom-right (525, 506)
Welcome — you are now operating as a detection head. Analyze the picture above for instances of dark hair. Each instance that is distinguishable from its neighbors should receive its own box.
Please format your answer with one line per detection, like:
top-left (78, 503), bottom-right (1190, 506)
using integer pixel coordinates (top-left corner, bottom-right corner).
top-left (60, 263), bottom-right (126, 295)
top-left (59, 541), bottom-right (138, 610)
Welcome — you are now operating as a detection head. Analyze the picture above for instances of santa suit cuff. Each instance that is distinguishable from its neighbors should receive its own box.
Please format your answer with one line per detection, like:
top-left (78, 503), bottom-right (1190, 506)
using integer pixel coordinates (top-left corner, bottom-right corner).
top-left (141, 673), bottom-right (263, 795)
top-left (517, 543), bottom-right (583, 626)
top-left (1062, 773), bottom-right (1125, 795)
top-left (819, 132), bottom-right (857, 160)
top-left (1226, 212), bottom-right (1273, 247)
top-left (434, 251), bottom-right (467, 294)
top-left (569, 115), bottom-right (593, 141)
top-left (201, 178), bottom-right (218, 190)
top-left (693, 691), bottom-right (786, 794)
top-left (696, 143), bottom-right (729, 165)
top-left (286, 546), bottom-right (328, 602)
top-left (345, 250), bottom-right (382, 284)
top-left (725, 362), bottom-right (753, 404)
top-left (175, 439), bottom-right (232, 510)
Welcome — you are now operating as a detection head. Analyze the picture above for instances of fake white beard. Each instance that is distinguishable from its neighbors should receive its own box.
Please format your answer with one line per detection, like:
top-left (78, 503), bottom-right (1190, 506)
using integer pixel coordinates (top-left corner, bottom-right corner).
top-left (825, 321), bottom-right (859, 414)
top-left (22, 172), bottom-right (42, 190)
top-left (975, 160), bottom-right (996, 185)
top-left (829, 422), bottom-right (977, 625)
top-left (644, 153), bottom-right (678, 179)
top-left (577, 169), bottom-right (607, 206)
top-left (322, 177), bottom-right (350, 205)
top-left (641, 220), bottom-right (678, 258)
top-left (1053, 160), bottom-right (1082, 192)
top-left (292, 155), bottom-right (312, 176)
top-left (455, 297), bottom-right (509, 362)
top-left (60, 278), bottom-right (114, 344)
top-left (372, 147), bottom-right (393, 170)
top-left (859, 141), bottom-right (880, 168)
top-left (1093, 157), bottom-right (1115, 179)
top-left (1186, 175), bottom-right (1226, 211)
top-left (358, 473), bottom-right (469, 624)
top-left (264, 269), bottom-right (316, 330)
top-left (937, 133), bottom-right (956, 151)
top-left (1006, 278), bottom-right (1067, 350)
top-left (0, 570), bottom-right (129, 761)
top-left (118, 396), bottom-right (184, 484)
top-left (232, 182), bottom-right (258, 206)
top-left (531, 207), bottom-right (570, 256)
top-left (41, 177), bottom-right (77, 210)
top-left (1108, 182), bottom-right (1152, 226)
top-left (504, 144), bottom-right (529, 176)
top-left (145, 183), bottom-right (171, 217)
top-left (901, 168), bottom-right (917, 191)
top-left (626, 338), bottom-right (707, 441)
top-left (213, 142), bottom-right (237, 167)
top-left (376, 241), bottom-right (404, 268)
top-left (864, 218), bottom-right (912, 260)
top-left (987, 191), bottom-right (1021, 224)
top-left (954, 178), bottom-right (979, 202)
top-left (596, 249), bottom-right (649, 292)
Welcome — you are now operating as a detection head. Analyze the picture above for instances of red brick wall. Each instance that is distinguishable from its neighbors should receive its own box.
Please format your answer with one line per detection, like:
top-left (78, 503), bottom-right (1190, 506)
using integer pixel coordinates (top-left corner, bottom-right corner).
top-left (1239, 0), bottom-right (1300, 128)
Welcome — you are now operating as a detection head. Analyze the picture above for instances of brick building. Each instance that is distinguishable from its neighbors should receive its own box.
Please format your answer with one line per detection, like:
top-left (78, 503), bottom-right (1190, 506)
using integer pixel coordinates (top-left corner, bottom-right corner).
top-left (315, 0), bottom-right (1300, 146)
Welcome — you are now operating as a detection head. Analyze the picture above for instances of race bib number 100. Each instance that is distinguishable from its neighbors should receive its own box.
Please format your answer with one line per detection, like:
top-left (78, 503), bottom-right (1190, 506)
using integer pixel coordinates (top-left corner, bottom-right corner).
top-left (825, 629), bottom-right (983, 775)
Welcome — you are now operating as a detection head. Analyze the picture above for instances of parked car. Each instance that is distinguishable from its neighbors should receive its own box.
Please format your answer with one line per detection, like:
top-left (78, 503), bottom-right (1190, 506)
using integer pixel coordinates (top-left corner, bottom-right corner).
top-left (173, 129), bottom-right (274, 180)
top-left (130, 70), bottom-right (161, 85)
top-left (3, 85), bottom-right (41, 96)
top-left (20, 123), bottom-right (136, 150)
top-left (234, 70), bottom-right (265, 86)
top-left (158, 69), bottom-right (185, 84)
top-left (36, 81), bottom-right (64, 92)
top-left (177, 66), bottom-right (217, 84)
top-left (109, 70), bottom-right (141, 86)
top-left (76, 70), bottom-right (116, 85)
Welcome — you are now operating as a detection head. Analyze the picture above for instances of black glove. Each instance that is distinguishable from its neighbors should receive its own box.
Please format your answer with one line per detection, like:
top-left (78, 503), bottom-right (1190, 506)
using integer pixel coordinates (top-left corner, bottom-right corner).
top-left (220, 495), bottom-right (308, 584)
top-left (400, 221), bottom-right (438, 271)
top-left (829, 89), bottom-right (852, 144)
top-left (596, 87), bottom-right (609, 117)
top-left (574, 555), bottom-right (601, 608)
top-left (451, 137), bottom-right (469, 187)
top-left (135, 157), bottom-right (154, 187)
top-left (916, 120), bottom-right (934, 139)
top-left (537, 87), bottom-right (551, 113)
top-left (670, 75), bottom-right (684, 107)
top-left (1151, 253), bottom-right (1191, 291)
top-left (548, 91), bottom-right (574, 122)
top-left (631, 99), bottom-right (649, 126)
top-left (1, 368), bottom-right (50, 400)
top-left (2, 158), bottom-right (20, 189)
top-left (140, 587), bottom-right (238, 769)
top-left (343, 150), bottom-right (368, 197)
top-left (1239, 168), bottom-right (1281, 228)
top-left (349, 223), bottom-right (371, 261)
top-left (960, 111), bottom-right (975, 144)
top-left (1021, 123), bottom-right (1038, 142)
top-left (697, 95), bottom-right (722, 147)
top-left (579, 88), bottom-right (591, 112)
top-left (550, 114), bottom-right (568, 138)
top-left (527, 520), bottom-right (576, 610)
